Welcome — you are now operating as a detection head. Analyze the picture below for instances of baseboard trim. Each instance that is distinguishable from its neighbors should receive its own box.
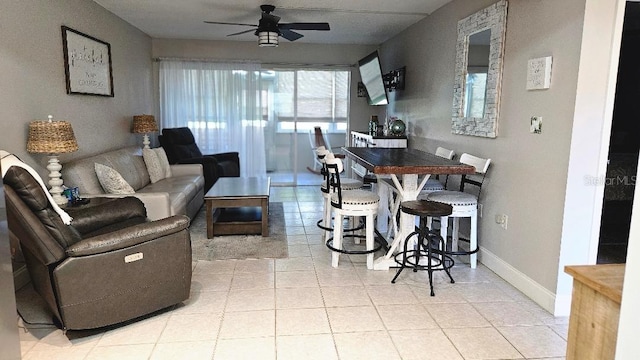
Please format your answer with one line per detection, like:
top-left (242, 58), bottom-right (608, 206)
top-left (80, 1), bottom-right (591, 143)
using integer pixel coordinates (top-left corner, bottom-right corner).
top-left (479, 247), bottom-right (562, 315)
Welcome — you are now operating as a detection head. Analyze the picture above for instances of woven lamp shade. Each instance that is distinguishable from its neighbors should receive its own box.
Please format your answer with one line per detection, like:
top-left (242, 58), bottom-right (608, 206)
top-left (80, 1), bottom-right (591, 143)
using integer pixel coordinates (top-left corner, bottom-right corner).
top-left (27, 120), bottom-right (78, 154)
top-left (132, 115), bottom-right (158, 134)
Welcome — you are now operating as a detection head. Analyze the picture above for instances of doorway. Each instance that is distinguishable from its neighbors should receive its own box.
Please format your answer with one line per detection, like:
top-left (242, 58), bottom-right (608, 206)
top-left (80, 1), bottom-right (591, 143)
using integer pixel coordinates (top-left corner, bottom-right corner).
top-left (597, 1), bottom-right (640, 264)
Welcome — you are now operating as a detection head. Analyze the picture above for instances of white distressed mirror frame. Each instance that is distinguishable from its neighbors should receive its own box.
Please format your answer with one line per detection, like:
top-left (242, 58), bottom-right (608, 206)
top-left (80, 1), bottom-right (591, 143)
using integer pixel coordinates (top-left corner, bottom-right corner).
top-left (451, 0), bottom-right (508, 138)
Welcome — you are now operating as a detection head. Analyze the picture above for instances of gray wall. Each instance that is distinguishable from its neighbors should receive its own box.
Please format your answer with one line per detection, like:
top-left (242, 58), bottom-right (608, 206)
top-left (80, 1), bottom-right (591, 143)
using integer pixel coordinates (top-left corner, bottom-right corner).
top-left (379, 0), bottom-right (586, 309)
top-left (0, 0), bottom-right (154, 178)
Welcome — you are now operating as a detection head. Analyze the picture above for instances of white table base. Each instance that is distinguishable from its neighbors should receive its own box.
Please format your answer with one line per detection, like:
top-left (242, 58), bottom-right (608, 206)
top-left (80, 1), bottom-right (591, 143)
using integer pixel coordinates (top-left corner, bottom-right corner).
top-left (373, 173), bottom-right (431, 271)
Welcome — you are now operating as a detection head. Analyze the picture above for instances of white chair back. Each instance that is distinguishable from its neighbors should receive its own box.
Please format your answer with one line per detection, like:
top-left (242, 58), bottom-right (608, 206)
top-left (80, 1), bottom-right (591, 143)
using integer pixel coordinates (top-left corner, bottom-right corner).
top-left (435, 147), bottom-right (455, 160)
top-left (459, 153), bottom-right (491, 174)
top-left (324, 154), bottom-right (344, 173)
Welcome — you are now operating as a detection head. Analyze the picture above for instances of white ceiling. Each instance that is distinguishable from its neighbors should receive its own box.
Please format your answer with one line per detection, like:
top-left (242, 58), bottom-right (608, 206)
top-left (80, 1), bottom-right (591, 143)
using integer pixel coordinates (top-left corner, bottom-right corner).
top-left (93, 0), bottom-right (453, 45)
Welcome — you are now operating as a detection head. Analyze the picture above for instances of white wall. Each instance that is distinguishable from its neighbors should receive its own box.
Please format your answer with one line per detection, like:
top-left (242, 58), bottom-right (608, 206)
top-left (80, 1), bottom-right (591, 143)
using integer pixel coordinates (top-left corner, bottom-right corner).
top-left (379, 0), bottom-right (589, 313)
top-left (0, 0), bottom-right (154, 177)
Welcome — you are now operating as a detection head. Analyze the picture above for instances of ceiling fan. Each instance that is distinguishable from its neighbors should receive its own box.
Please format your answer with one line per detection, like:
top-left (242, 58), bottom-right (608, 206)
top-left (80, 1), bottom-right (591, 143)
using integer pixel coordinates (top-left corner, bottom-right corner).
top-left (204, 4), bottom-right (330, 47)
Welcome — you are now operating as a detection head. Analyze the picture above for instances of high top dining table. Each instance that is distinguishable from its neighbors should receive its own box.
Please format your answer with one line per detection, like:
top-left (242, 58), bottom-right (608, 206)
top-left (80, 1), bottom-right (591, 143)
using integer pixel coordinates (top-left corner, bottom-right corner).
top-left (341, 147), bottom-right (475, 270)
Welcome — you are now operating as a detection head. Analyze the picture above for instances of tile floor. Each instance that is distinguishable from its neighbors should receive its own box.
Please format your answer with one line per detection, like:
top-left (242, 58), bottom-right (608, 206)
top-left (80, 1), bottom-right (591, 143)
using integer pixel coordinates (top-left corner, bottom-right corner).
top-left (18, 186), bottom-right (568, 360)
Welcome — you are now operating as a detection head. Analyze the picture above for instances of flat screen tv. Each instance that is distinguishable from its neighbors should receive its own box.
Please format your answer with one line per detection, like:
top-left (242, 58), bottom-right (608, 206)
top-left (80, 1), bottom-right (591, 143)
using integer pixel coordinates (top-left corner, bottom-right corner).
top-left (358, 51), bottom-right (388, 106)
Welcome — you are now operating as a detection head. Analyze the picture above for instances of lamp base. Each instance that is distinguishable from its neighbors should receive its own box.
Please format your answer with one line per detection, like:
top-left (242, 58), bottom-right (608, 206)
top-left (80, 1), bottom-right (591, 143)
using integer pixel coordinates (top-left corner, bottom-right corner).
top-left (47, 155), bottom-right (68, 206)
top-left (142, 134), bottom-right (151, 149)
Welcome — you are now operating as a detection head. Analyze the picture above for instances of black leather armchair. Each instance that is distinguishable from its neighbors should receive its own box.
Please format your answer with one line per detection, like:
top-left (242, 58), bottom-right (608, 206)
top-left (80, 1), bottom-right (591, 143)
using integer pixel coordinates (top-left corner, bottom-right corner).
top-left (159, 127), bottom-right (240, 191)
top-left (4, 166), bottom-right (192, 330)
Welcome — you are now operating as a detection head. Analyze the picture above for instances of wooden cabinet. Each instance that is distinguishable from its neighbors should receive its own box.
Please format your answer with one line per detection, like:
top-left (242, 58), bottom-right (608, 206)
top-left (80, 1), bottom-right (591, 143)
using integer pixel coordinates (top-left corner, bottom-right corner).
top-left (564, 264), bottom-right (625, 360)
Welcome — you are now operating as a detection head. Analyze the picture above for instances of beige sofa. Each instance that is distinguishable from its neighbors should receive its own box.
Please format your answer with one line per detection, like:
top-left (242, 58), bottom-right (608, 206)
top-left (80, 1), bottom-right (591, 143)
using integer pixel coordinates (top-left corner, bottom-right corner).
top-left (64, 146), bottom-right (204, 220)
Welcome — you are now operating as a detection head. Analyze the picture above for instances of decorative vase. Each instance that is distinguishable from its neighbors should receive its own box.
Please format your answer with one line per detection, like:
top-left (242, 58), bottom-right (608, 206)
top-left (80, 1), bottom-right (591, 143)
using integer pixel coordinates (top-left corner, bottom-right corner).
top-left (390, 119), bottom-right (406, 136)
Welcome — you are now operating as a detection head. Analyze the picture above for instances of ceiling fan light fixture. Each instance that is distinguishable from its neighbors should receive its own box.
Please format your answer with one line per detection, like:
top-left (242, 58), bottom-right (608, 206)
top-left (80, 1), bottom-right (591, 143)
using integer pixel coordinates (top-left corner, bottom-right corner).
top-left (258, 31), bottom-right (279, 47)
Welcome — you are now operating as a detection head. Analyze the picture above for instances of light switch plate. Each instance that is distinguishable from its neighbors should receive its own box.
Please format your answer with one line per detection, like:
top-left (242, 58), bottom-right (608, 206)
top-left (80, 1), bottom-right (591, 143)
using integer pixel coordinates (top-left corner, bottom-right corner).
top-left (530, 116), bottom-right (542, 134)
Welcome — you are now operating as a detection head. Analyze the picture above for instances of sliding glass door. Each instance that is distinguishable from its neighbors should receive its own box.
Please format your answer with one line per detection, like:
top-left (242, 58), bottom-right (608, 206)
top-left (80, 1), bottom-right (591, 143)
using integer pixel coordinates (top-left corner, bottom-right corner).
top-left (262, 69), bottom-right (350, 186)
top-left (159, 60), bottom-right (349, 186)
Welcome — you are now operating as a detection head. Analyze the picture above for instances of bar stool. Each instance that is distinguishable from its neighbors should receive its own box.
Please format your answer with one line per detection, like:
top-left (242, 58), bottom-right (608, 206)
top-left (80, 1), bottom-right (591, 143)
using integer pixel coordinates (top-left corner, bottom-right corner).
top-left (316, 149), bottom-right (363, 243)
top-left (391, 200), bottom-right (455, 296)
top-left (422, 153), bottom-right (491, 269)
top-left (385, 147), bottom-right (456, 238)
top-left (324, 156), bottom-right (381, 269)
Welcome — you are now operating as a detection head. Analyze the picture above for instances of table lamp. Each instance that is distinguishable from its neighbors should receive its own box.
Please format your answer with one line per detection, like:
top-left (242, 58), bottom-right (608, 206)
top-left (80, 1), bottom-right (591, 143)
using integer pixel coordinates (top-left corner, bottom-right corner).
top-left (132, 114), bottom-right (158, 149)
top-left (26, 115), bottom-right (79, 206)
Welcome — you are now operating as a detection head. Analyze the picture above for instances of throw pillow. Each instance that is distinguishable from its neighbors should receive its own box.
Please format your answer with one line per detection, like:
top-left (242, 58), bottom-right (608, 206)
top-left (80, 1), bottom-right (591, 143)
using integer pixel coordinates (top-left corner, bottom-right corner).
top-left (94, 163), bottom-right (135, 194)
top-left (154, 147), bottom-right (172, 178)
top-left (142, 148), bottom-right (165, 183)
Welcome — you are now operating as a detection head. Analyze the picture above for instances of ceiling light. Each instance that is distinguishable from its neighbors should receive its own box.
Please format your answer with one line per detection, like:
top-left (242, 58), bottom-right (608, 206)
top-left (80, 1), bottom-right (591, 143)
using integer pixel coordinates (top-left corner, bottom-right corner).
top-left (258, 31), bottom-right (279, 47)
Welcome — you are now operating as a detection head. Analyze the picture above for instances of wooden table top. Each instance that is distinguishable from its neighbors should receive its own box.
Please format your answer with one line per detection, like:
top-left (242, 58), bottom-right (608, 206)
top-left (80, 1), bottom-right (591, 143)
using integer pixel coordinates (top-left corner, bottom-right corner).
top-left (205, 177), bottom-right (271, 199)
top-left (565, 264), bottom-right (625, 304)
top-left (341, 147), bottom-right (476, 175)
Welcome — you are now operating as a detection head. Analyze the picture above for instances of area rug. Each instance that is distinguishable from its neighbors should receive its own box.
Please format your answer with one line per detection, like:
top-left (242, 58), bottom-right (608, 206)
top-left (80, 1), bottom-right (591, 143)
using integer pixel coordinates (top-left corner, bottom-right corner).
top-left (189, 202), bottom-right (288, 260)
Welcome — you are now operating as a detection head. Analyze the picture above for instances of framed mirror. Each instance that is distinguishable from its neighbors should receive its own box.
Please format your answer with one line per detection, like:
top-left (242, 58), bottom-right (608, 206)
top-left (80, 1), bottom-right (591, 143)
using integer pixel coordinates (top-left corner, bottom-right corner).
top-left (452, 0), bottom-right (508, 138)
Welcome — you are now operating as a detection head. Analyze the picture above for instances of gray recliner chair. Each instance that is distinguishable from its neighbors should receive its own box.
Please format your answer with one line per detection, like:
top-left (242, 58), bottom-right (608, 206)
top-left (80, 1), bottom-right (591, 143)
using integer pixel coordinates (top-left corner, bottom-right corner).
top-left (159, 127), bottom-right (240, 191)
top-left (4, 165), bottom-right (192, 330)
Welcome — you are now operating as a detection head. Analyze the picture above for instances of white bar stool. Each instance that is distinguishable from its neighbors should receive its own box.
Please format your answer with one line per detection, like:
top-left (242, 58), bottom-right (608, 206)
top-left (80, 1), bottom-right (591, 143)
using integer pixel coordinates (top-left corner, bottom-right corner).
top-left (324, 156), bottom-right (381, 269)
top-left (422, 153), bottom-right (491, 269)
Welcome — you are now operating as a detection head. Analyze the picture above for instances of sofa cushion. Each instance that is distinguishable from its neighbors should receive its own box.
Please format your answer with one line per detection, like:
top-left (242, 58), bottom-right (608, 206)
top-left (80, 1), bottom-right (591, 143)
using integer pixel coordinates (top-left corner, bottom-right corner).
top-left (136, 176), bottom-right (200, 217)
top-left (143, 148), bottom-right (166, 183)
top-left (155, 147), bottom-right (172, 178)
top-left (64, 147), bottom-right (151, 194)
top-left (95, 163), bottom-right (135, 195)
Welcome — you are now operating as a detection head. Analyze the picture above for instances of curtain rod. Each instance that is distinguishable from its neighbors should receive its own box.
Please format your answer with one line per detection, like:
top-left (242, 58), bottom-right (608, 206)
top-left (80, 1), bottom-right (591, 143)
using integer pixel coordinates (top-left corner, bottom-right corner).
top-left (153, 57), bottom-right (355, 68)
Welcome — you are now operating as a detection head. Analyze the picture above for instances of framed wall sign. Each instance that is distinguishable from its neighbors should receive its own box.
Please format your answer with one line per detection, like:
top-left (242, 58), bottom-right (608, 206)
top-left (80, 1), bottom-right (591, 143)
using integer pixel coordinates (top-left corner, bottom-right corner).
top-left (61, 26), bottom-right (114, 97)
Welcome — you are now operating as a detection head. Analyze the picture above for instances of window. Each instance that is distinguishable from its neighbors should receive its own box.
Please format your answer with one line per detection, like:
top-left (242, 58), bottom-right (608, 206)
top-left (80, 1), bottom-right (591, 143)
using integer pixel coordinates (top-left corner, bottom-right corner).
top-left (262, 69), bottom-right (350, 133)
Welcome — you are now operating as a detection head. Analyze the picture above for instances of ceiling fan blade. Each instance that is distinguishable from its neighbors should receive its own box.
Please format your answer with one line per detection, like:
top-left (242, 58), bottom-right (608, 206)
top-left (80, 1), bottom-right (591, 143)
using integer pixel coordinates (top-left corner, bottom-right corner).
top-left (204, 21), bottom-right (257, 27)
top-left (280, 29), bottom-right (304, 41)
top-left (227, 29), bottom-right (258, 37)
top-left (279, 22), bottom-right (330, 31)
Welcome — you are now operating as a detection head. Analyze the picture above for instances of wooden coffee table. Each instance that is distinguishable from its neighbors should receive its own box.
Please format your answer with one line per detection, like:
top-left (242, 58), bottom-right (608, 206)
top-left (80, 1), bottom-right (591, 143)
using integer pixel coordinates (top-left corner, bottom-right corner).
top-left (204, 177), bottom-right (271, 238)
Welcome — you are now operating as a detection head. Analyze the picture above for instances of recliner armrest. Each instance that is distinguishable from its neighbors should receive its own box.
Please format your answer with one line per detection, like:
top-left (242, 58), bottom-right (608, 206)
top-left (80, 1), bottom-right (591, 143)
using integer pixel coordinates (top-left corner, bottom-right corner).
top-left (169, 163), bottom-right (203, 177)
top-left (205, 152), bottom-right (239, 163)
top-left (81, 193), bottom-right (172, 221)
top-left (65, 215), bottom-right (190, 257)
top-left (206, 152), bottom-right (240, 177)
top-left (68, 197), bottom-right (147, 235)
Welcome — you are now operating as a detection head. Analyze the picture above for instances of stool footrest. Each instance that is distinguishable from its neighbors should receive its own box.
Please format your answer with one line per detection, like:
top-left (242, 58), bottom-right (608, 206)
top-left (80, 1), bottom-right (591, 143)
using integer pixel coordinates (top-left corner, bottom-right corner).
top-left (392, 251), bottom-right (455, 271)
top-left (444, 236), bottom-right (479, 256)
top-left (326, 234), bottom-right (384, 255)
top-left (316, 218), bottom-right (365, 233)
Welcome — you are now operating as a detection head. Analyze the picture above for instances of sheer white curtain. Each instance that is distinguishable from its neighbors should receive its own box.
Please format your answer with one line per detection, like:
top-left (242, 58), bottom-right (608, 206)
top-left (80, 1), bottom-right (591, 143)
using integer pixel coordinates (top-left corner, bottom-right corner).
top-left (159, 60), bottom-right (266, 177)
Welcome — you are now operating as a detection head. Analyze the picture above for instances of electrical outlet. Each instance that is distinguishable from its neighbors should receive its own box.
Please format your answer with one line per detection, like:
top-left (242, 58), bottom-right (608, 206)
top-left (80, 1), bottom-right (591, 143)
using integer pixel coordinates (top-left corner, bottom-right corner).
top-left (495, 214), bottom-right (508, 230)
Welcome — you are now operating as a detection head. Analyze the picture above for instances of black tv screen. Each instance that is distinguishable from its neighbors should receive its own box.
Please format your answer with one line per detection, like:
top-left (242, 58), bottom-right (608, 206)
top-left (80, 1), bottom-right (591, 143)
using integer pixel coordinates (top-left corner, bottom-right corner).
top-left (358, 51), bottom-right (388, 106)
